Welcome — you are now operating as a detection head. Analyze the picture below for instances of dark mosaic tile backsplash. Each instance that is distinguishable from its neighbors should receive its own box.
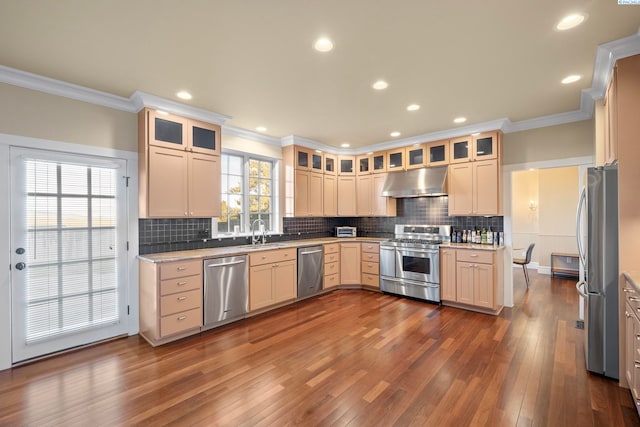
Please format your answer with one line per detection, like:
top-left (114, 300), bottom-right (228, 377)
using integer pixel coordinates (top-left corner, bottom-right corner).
top-left (139, 196), bottom-right (503, 254)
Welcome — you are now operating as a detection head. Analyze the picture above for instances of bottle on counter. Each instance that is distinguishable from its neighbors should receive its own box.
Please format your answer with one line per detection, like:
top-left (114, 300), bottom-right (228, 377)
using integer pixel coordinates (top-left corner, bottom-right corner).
top-left (487, 227), bottom-right (493, 245)
top-left (481, 228), bottom-right (487, 244)
top-left (471, 229), bottom-right (476, 244)
top-left (493, 231), bottom-right (498, 245)
top-left (499, 231), bottom-right (504, 246)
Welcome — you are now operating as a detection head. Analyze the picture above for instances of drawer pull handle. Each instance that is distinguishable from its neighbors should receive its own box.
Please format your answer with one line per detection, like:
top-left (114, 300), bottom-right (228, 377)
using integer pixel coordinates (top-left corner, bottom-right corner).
top-left (177, 296), bottom-right (187, 301)
top-left (631, 297), bottom-right (640, 302)
top-left (177, 281), bottom-right (187, 286)
top-left (284, 253), bottom-right (289, 256)
top-left (177, 316), bottom-right (187, 321)
top-left (177, 267), bottom-right (187, 271)
top-left (368, 255), bottom-right (373, 258)
top-left (469, 254), bottom-right (478, 257)
top-left (627, 311), bottom-right (632, 317)
top-left (624, 288), bottom-right (635, 293)
top-left (262, 256), bottom-right (267, 259)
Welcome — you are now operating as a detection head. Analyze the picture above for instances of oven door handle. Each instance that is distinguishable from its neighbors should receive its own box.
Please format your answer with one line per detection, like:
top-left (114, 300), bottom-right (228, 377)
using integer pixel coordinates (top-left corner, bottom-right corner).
top-left (397, 249), bottom-right (439, 255)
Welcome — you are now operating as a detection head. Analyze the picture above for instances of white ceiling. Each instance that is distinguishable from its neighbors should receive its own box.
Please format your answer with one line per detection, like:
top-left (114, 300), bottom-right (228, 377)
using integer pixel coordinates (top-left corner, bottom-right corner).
top-left (1, 1), bottom-right (640, 150)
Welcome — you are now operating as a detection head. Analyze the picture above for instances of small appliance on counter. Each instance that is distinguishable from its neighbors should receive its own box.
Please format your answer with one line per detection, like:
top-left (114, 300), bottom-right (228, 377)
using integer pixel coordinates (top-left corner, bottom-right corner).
top-left (336, 226), bottom-right (357, 238)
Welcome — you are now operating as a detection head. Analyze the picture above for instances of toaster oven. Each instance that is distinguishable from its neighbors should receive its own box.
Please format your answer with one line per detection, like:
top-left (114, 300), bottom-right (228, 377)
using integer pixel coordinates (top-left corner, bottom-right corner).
top-left (336, 226), bottom-right (357, 238)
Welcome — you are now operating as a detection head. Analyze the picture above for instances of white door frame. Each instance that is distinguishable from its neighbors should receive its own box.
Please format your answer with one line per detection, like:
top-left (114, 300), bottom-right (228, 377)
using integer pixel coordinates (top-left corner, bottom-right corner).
top-left (501, 155), bottom-right (593, 307)
top-left (0, 134), bottom-right (139, 371)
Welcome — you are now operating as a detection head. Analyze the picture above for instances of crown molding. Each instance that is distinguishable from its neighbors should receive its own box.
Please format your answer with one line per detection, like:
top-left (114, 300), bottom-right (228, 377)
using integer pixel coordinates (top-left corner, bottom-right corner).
top-left (280, 135), bottom-right (338, 153)
top-left (0, 65), bottom-right (136, 112)
top-left (129, 91), bottom-right (231, 125)
top-left (222, 124), bottom-right (281, 145)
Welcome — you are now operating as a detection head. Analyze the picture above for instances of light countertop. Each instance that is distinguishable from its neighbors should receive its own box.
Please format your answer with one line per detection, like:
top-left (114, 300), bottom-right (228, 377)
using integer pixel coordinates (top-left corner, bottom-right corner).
top-left (440, 243), bottom-right (505, 251)
top-left (624, 271), bottom-right (640, 293)
top-left (139, 237), bottom-right (387, 263)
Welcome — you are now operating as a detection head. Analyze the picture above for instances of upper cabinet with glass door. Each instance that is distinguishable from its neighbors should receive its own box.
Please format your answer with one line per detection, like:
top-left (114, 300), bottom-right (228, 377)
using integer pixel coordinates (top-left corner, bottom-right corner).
top-left (338, 155), bottom-right (355, 175)
top-left (356, 154), bottom-right (372, 175)
top-left (405, 144), bottom-right (426, 170)
top-left (147, 109), bottom-right (220, 156)
top-left (372, 151), bottom-right (387, 173)
top-left (324, 153), bottom-right (337, 175)
top-left (472, 131), bottom-right (499, 161)
top-left (426, 139), bottom-right (449, 166)
top-left (386, 149), bottom-right (405, 171)
top-left (449, 136), bottom-right (472, 164)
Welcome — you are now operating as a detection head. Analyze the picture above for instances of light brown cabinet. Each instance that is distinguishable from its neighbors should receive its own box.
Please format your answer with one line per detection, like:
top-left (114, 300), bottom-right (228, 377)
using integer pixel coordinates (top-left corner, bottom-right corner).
top-left (372, 173), bottom-right (397, 217)
top-left (448, 159), bottom-right (501, 216)
top-left (386, 149), bottom-right (405, 171)
top-left (324, 243), bottom-right (340, 289)
top-left (623, 275), bottom-right (640, 412)
top-left (440, 248), bottom-right (457, 301)
top-left (139, 259), bottom-right (203, 346)
top-left (337, 176), bottom-right (357, 216)
top-left (294, 146), bottom-right (322, 173)
top-left (324, 153), bottom-right (337, 175)
top-left (361, 243), bottom-right (380, 289)
top-left (338, 155), bottom-right (356, 175)
top-left (441, 248), bottom-right (503, 314)
top-left (357, 154), bottom-right (372, 175)
top-left (356, 174), bottom-right (372, 216)
top-left (426, 140), bottom-right (450, 166)
top-left (249, 248), bottom-right (297, 311)
top-left (139, 108), bottom-right (221, 218)
top-left (286, 146), bottom-right (324, 217)
top-left (340, 242), bottom-right (361, 285)
top-left (450, 132), bottom-right (499, 164)
top-left (372, 151), bottom-right (387, 173)
top-left (405, 144), bottom-right (426, 170)
top-left (323, 174), bottom-right (337, 216)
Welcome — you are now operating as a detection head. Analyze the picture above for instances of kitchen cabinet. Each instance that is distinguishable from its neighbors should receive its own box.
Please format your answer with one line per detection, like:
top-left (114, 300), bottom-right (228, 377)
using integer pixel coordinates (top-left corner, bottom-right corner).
top-left (372, 173), bottom-right (396, 217)
top-left (440, 248), bottom-right (457, 301)
top-left (340, 242), bottom-right (361, 285)
top-left (361, 243), bottom-right (380, 289)
top-left (323, 174), bottom-right (337, 216)
top-left (139, 258), bottom-right (203, 346)
top-left (623, 274), bottom-right (640, 412)
top-left (249, 248), bottom-right (297, 311)
top-left (139, 108), bottom-right (221, 218)
top-left (386, 149), bottom-right (405, 171)
top-left (337, 176), bottom-right (357, 216)
top-left (405, 144), bottom-right (426, 170)
top-left (338, 155), bottom-right (355, 176)
top-left (449, 132), bottom-right (499, 164)
top-left (426, 140), bottom-right (450, 166)
top-left (604, 65), bottom-right (618, 165)
top-left (448, 159), bottom-right (501, 216)
top-left (356, 174), bottom-right (372, 216)
top-left (285, 146), bottom-right (324, 217)
top-left (372, 151), bottom-right (387, 173)
top-left (450, 136), bottom-right (472, 164)
top-left (324, 243), bottom-right (340, 289)
top-left (357, 154), bottom-right (372, 175)
top-left (441, 248), bottom-right (503, 314)
top-left (324, 153), bottom-right (337, 175)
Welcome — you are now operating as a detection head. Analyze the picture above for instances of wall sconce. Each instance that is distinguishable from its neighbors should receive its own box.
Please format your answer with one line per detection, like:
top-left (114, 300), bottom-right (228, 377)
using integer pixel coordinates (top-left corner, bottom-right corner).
top-left (529, 200), bottom-right (537, 211)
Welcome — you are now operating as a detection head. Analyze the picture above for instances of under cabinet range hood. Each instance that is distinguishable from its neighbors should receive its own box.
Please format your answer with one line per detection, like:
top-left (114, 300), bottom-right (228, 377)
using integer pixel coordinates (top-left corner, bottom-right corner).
top-left (381, 166), bottom-right (448, 198)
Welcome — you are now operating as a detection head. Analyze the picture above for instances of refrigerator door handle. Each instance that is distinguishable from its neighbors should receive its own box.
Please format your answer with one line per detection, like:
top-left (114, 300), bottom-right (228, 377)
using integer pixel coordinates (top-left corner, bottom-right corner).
top-left (576, 280), bottom-right (587, 298)
top-left (576, 187), bottom-right (587, 270)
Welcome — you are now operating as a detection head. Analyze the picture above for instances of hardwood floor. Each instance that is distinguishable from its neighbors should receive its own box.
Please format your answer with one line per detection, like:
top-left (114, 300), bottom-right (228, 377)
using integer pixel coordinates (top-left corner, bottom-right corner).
top-left (1, 271), bottom-right (639, 426)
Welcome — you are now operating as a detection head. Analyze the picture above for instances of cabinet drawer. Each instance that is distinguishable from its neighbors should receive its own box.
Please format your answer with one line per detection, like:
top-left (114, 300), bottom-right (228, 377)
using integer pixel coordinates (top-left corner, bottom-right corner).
top-left (324, 243), bottom-right (339, 255)
top-left (362, 252), bottom-right (380, 263)
top-left (250, 248), bottom-right (296, 266)
top-left (361, 273), bottom-right (379, 288)
top-left (456, 250), bottom-right (493, 264)
top-left (325, 252), bottom-right (340, 264)
top-left (361, 261), bottom-right (379, 275)
top-left (361, 242), bottom-right (380, 254)
top-left (160, 289), bottom-right (202, 316)
top-left (324, 273), bottom-right (339, 288)
top-left (160, 274), bottom-right (202, 296)
top-left (160, 259), bottom-right (202, 280)
top-left (325, 261), bottom-right (339, 276)
top-left (160, 307), bottom-right (202, 337)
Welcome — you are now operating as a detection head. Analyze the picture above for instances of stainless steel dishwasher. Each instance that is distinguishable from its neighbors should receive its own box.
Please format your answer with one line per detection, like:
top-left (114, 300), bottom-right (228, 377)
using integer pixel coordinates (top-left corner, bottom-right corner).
top-left (203, 254), bottom-right (248, 329)
top-left (297, 246), bottom-right (324, 299)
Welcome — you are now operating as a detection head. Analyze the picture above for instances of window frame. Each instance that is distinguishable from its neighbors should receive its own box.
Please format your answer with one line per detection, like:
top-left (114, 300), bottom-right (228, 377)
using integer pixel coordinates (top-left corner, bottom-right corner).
top-left (214, 150), bottom-right (280, 236)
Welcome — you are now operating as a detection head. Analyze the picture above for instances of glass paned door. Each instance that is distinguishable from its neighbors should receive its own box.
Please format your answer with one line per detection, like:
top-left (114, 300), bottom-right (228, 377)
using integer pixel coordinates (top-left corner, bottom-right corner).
top-left (11, 148), bottom-right (128, 363)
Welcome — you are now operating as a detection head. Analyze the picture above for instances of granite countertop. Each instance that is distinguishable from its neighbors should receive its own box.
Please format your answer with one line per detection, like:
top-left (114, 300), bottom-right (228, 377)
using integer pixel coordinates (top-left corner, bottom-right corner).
top-left (624, 271), bottom-right (640, 293)
top-left (139, 237), bottom-right (388, 263)
top-left (440, 243), bottom-right (505, 251)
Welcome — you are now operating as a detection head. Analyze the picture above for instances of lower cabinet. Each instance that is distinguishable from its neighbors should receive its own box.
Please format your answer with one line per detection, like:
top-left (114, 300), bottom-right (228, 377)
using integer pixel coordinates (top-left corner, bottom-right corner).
top-left (249, 248), bottom-right (297, 311)
top-left (441, 247), bottom-right (503, 314)
top-left (324, 243), bottom-right (340, 289)
top-left (139, 258), bottom-right (203, 346)
top-left (624, 275), bottom-right (640, 414)
top-left (361, 242), bottom-right (380, 289)
top-left (340, 242), bottom-right (361, 285)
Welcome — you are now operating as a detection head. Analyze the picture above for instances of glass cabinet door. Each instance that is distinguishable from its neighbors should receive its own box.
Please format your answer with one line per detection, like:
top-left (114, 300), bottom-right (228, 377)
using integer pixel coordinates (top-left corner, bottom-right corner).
top-left (311, 151), bottom-right (323, 173)
top-left (387, 149), bottom-right (404, 171)
top-left (148, 109), bottom-right (189, 150)
top-left (372, 151), bottom-right (387, 173)
top-left (426, 140), bottom-right (450, 166)
top-left (338, 155), bottom-right (355, 175)
top-left (295, 147), bottom-right (311, 170)
top-left (472, 131), bottom-right (499, 161)
top-left (356, 154), bottom-right (371, 175)
top-left (324, 154), bottom-right (337, 175)
top-left (189, 119), bottom-right (221, 155)
top-left (450, 136), bottom-right (472, 163)
top-left (405, 144), bottom-right (425, 169)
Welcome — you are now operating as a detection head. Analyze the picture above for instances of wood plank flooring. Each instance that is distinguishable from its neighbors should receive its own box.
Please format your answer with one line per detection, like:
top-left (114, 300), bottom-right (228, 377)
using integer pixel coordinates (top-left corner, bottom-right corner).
top-left (1, 271), bottom-right (639, 426)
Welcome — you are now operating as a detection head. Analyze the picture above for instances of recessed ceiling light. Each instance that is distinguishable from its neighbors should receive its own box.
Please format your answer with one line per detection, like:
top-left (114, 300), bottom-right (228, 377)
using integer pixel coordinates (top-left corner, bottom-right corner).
top-left (407, 104), bottom-right (420, 111)
top-left (176, 91), bottom-right (192, 100)
top-left (156, 110), bottom-right (169, 116)
top-left (256, 126), bottom-right (267, 132)
top-left (556, 13), bottom-right (587, 31)
top-left (341, 143), bottom-right (350, 148)
top-left (372, 80), bottom-right (389, 90)
top-left (314, 37), bottom-right (334, 52)
top-left (561, 74), bottom-right (582, 84)
top-left (453, 117), bottom-right (467, 124)
top-left (390, 131), bottom-right (401, 137)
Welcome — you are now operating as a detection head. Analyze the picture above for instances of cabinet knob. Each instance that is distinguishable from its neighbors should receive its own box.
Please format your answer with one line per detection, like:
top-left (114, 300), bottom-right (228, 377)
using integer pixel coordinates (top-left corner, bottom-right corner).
top-left (177, 281), bottom-right (187, 286)
top-left (190, 212), bottom-right (194, 216)
top-left (177, 296), bottom-right (187, 301)
top-left (184, 212), bottom-right (188, 216)
top-left (177, 266), bottom-right (186, 271)
top-left (177, 316), bottom-right (187, 321)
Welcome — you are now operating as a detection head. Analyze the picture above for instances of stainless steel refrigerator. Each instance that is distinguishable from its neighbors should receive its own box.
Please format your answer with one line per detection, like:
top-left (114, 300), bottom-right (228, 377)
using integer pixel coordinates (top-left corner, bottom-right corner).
top-left (576, 165), bottom-right (619, 379)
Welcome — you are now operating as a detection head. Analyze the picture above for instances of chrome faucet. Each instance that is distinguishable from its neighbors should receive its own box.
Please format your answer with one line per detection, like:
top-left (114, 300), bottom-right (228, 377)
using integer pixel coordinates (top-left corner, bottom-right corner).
top-left (251, 219), bottom-right (267, 245)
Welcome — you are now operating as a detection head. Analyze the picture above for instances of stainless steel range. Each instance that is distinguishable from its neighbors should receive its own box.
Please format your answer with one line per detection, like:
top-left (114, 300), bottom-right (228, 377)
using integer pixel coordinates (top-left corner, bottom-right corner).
top-left (380, 224), bottom-right (451, 303)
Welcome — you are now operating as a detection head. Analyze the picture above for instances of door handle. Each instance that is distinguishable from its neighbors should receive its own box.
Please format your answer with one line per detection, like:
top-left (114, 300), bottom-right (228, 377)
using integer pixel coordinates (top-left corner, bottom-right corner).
top-left (15, 262), bottom-right (26, 270)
